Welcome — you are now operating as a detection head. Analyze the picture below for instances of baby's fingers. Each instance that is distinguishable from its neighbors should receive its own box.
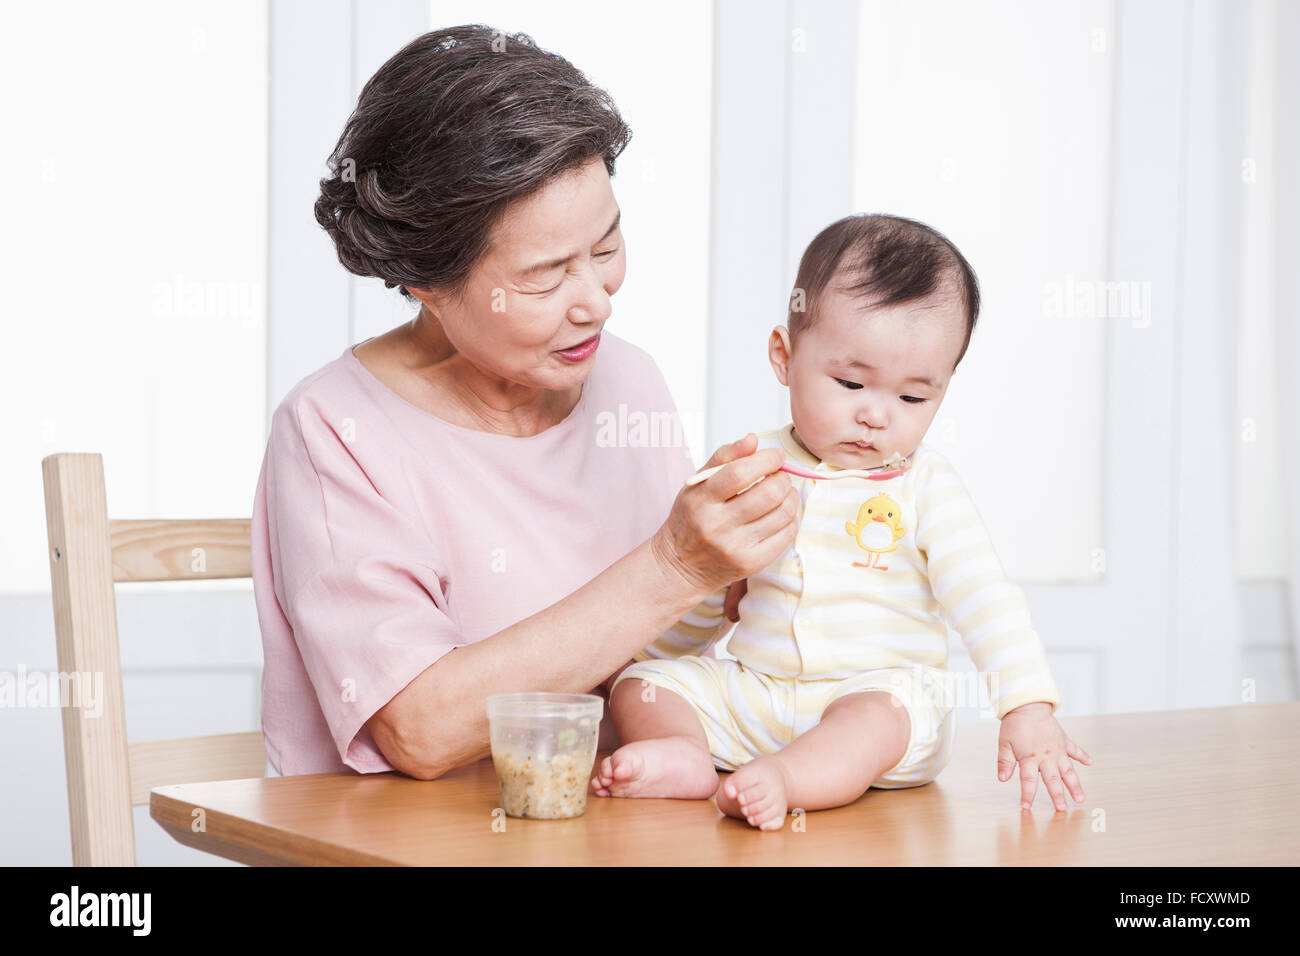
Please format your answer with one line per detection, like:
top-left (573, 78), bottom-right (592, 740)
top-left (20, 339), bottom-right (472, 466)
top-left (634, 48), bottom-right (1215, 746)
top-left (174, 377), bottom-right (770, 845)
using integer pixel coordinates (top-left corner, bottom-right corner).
top-left (1041, 764), bottom-right (1068, 812)
top-left (1066, 738), bottom-right (1093, 765)
top-left (996, 739), bottom-right (1017, 782)
top-left (1060, 757), bottom-right (1085, 804)
top-left (1018, 762), bottom-right (1039, 810)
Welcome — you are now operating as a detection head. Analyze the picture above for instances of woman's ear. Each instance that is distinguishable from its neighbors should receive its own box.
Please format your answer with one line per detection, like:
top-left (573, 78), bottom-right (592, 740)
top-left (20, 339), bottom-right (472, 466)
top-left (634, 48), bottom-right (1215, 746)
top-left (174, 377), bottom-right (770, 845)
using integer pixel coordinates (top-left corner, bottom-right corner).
top-left (405, 284), bottom-right (441, 316)
top-left (405, 276), bottom-right (470, 320)
top-left (769, 326), bottom-right (793, 386)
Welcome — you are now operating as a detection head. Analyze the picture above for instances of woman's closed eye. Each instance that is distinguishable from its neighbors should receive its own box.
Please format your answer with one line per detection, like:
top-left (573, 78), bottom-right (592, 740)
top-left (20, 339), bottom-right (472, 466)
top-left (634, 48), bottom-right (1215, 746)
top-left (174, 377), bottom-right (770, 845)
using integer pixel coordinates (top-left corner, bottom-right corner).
top-left (532, 248), bottom-right (620, 295)
top-left (833, 378), bottom-right (927, 404)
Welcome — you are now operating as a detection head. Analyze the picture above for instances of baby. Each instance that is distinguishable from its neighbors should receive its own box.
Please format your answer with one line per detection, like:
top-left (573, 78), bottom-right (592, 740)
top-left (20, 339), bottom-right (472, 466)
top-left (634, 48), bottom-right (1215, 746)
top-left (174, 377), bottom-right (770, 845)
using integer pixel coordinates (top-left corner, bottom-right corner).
top-left (593, 213), bottom-right (1093, 828)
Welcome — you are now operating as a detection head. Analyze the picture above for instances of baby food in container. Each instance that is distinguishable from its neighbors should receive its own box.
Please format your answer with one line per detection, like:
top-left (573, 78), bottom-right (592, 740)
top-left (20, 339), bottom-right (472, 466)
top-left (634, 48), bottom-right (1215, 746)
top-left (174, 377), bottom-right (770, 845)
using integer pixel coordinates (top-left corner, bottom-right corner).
top-left (486, 692), bottom-right (603, 819)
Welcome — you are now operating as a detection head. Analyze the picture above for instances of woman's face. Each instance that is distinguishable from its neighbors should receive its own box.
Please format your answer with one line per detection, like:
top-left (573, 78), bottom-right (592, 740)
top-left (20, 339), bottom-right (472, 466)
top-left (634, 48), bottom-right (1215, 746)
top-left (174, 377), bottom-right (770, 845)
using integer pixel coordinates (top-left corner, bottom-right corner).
top-left (418, 156), bottom-right (626, 392)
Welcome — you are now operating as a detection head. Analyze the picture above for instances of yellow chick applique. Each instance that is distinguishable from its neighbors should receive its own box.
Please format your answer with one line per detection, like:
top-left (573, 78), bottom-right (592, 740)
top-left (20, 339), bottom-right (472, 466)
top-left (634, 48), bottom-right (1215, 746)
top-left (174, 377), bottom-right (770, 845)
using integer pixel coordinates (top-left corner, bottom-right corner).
top-left (845, 493), bottom-right (906, 571)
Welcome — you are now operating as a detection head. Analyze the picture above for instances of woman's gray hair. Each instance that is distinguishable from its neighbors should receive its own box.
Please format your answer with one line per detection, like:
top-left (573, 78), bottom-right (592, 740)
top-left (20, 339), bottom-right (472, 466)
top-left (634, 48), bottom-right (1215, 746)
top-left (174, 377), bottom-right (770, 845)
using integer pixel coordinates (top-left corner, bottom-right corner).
top-left (314, 24), bottom-right (632, 302)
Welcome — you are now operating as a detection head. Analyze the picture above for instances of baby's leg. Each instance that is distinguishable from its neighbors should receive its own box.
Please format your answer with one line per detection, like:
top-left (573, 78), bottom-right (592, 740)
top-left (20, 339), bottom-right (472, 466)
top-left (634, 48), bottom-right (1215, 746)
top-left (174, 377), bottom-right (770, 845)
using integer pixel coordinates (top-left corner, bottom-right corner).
top-left (716, 690), bottom-right (910, 829)
top-left (590, 677), bottom-right (720, 799)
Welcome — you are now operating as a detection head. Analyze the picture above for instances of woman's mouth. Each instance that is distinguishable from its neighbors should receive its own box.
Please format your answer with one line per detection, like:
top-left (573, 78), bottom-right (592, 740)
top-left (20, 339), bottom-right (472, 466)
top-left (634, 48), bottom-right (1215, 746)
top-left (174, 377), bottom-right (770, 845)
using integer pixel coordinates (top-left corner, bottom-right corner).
top-left (555, 333), bottom-right (600, 361)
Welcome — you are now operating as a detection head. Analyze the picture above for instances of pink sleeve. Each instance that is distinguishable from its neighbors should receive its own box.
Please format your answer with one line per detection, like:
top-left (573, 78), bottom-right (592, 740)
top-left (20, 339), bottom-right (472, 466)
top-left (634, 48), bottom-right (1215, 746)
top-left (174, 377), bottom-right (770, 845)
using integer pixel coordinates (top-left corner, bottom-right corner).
top-left (262, 399), bottom-right (463, 773)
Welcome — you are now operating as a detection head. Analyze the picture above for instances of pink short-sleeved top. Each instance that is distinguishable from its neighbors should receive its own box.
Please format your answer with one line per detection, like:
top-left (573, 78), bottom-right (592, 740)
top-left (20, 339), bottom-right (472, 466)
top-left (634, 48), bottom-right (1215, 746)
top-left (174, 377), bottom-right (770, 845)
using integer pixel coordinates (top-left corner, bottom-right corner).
top-left (251, 331), bottom-right (696, 775)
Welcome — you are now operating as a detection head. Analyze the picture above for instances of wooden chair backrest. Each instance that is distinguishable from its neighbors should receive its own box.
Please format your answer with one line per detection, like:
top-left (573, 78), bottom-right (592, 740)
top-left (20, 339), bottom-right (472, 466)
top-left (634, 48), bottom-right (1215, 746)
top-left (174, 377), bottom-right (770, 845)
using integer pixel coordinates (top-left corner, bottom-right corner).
top-left (41, 452), bottom-right (265, 866)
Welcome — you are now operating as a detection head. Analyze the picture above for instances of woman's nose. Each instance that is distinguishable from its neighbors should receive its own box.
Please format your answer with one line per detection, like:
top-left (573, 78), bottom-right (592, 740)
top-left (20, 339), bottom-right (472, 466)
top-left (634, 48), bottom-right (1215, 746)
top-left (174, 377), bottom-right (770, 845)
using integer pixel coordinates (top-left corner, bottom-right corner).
top-left (569, 260), bottom-right (613, 325)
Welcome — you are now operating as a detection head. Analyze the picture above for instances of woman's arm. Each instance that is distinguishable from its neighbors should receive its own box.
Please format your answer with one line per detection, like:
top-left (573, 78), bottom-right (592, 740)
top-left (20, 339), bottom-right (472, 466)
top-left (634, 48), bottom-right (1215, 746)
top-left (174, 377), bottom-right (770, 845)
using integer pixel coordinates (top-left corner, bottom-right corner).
top-left (369, 537), bottom-right (703, 778)
top-left (368, 435), bottom-right (798, 779)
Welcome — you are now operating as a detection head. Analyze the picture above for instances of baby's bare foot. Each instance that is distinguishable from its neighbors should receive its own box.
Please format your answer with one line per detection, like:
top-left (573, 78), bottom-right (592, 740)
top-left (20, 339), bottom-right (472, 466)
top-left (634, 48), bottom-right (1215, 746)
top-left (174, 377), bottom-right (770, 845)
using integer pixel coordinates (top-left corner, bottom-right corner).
top-left (715, 756), bottom-right (793, 830)
top-left (590, 737), bottom-right (719, 799)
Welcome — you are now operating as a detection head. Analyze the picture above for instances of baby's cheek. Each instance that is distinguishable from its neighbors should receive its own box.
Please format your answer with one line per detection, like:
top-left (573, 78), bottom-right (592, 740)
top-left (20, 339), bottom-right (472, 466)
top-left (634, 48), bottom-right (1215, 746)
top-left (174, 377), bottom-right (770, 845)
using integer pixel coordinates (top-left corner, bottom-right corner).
top-left (798, 386), bottom-right (834, 422)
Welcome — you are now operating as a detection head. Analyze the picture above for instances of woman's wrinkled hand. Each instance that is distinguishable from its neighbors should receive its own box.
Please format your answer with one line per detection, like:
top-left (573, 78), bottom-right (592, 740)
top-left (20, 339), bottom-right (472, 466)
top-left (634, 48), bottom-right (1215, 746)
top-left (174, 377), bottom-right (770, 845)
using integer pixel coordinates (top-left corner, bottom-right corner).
top-left (651, 433), bottom-right (799, 597)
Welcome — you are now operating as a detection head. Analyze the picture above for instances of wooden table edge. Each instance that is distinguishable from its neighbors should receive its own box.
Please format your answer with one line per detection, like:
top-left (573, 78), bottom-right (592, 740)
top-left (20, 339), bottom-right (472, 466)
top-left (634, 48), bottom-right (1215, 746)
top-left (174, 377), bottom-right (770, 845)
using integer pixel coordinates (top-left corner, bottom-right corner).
top-left (149, 787), bottom-right (400, 867)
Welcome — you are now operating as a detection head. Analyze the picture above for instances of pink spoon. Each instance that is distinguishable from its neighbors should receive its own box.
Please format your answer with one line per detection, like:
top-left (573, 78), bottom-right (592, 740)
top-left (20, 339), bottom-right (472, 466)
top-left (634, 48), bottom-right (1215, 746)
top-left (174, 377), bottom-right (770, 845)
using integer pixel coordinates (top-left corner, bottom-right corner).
top-left (685, 457), bottom-right (910, 487)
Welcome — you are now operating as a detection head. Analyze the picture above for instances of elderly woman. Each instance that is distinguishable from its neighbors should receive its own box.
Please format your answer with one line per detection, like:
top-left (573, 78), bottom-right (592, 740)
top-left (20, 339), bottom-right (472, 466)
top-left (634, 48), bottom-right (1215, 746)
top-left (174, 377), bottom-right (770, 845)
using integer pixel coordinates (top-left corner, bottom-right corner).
top-left (251, 25), bottom-right (798, 779)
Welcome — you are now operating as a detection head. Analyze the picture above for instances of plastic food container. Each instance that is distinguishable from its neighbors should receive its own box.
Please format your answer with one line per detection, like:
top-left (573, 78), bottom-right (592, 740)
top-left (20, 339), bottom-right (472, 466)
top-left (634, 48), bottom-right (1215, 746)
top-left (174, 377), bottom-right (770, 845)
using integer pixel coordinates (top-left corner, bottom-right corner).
top-left (486, 692), bottom-right (603, 819)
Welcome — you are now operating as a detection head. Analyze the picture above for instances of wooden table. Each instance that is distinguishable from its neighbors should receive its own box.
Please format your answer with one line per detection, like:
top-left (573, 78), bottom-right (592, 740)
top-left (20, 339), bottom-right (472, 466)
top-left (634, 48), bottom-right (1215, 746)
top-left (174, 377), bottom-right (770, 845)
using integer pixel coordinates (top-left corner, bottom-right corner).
top-left (150, 701), bottom-right (1299, 865)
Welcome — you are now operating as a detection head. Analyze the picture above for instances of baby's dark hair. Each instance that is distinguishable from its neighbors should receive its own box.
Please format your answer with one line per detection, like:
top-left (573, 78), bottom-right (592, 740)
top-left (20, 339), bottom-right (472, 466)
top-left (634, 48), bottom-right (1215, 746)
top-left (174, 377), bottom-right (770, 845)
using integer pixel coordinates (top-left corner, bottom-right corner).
top-left (787, 213), bottom-right (981, 368)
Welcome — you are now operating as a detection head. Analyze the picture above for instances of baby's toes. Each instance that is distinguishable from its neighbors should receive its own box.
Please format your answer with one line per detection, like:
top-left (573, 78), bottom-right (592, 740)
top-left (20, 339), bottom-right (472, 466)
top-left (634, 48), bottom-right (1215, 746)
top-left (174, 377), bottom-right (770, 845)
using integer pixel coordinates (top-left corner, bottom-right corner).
top-left (592, 755), bottom-right (621, 792)
top-left (596, 755), bottom-right (617, 785)
top-left (741, 790), bottom-right (776, 814)
top-left (734, 780), bottom-right (769, 810)
top-left (728, 765), bottom-right (762, 794)
top-left (742, 794), bottom-right (779, 824)
top-left (609, 748), bottom-right (644, 783)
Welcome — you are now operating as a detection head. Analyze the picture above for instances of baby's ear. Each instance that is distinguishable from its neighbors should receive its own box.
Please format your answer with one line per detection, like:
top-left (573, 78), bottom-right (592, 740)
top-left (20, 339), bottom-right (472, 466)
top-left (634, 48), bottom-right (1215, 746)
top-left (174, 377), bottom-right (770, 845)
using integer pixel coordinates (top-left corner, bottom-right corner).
top-left (768, 326), bottom-right (792, 386)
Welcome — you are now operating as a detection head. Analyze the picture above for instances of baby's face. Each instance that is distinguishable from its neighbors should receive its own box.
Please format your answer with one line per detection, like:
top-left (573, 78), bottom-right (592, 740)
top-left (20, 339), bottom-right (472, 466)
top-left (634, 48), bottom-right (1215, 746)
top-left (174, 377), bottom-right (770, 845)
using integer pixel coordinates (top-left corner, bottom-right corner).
top-left (769, 284), bottom-right (966, 469)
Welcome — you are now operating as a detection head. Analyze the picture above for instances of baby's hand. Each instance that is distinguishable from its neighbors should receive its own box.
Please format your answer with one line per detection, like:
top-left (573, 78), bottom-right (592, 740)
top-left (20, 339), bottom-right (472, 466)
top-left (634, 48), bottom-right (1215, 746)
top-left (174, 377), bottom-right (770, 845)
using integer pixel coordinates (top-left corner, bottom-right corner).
top-left (996, 702), bottom-right (1093, 811)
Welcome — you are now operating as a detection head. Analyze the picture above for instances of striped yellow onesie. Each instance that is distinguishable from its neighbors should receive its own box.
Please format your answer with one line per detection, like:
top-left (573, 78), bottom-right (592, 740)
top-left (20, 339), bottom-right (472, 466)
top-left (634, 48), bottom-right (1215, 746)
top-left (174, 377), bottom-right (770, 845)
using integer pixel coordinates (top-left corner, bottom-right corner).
top-left (613, 424), bottom-right (1062, 788)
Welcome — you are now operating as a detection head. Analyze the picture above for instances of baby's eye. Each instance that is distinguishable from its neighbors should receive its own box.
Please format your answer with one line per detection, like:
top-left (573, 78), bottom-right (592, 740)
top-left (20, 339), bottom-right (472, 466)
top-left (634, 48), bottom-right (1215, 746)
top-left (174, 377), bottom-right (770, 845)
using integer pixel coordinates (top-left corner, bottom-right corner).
top-left (834, 378), bottom-right (863, 390)
top-left (901, 396), bottom-right (927, 404)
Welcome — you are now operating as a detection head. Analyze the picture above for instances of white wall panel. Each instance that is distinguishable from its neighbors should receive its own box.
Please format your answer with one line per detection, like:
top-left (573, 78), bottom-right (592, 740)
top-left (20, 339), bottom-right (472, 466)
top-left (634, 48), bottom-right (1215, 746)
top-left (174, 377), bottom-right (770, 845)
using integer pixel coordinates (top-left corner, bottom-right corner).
top-left (854, 0), bottom-right (1113, 583)
top-left (0, 0), bottom-right (268, 593)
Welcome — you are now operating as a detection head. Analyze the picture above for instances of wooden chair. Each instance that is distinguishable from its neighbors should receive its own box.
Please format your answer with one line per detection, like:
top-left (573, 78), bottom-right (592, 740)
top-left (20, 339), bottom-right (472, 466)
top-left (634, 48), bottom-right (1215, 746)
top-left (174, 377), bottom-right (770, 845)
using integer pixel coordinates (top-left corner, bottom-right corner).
top-left (42, 452), bottom-right (266, 866)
